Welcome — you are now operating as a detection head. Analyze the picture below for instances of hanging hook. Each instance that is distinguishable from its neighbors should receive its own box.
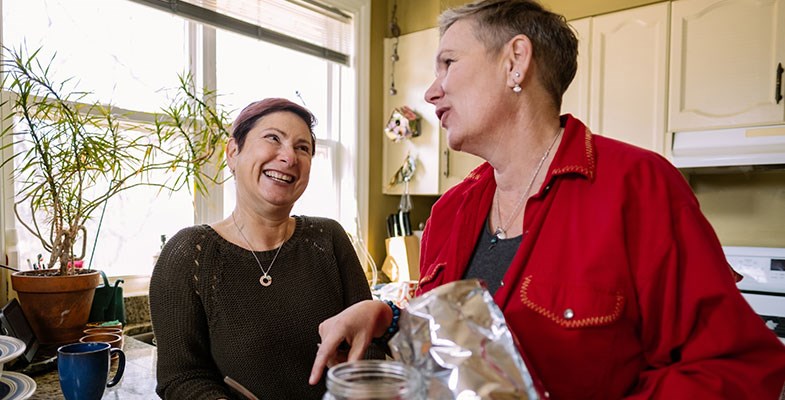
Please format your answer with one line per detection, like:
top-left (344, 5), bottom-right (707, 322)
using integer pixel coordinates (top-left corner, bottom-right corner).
top-left (389, 0), bottom-right (400, 96)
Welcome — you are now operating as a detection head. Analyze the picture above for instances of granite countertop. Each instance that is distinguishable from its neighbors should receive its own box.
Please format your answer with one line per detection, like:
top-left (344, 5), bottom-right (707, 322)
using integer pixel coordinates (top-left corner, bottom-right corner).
top-left (31, 335), bottom-right (157, 399)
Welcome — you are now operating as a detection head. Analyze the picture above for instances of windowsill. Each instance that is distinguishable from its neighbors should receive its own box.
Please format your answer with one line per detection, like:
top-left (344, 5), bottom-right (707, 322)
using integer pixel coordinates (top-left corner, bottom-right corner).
top-left (107, 274), bottom-right (150, 297)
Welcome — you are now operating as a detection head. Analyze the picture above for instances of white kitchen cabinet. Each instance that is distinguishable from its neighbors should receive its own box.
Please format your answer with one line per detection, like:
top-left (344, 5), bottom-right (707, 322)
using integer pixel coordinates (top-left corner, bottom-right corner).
top-left (561, 17), bottom-right (592, 124)
top-left (669, 0), bottom-right (785, 132)
top-left (382, 28), bottom-right (482, 195)
top-left (589, 2), bottom-right (670, 154)
top-left (437, 143), bottom-right (483, 193)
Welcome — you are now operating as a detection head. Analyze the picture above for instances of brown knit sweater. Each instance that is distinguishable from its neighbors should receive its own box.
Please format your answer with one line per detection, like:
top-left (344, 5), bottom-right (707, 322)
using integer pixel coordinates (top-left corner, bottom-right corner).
top-left (150, 216), bottom-right (378, 399)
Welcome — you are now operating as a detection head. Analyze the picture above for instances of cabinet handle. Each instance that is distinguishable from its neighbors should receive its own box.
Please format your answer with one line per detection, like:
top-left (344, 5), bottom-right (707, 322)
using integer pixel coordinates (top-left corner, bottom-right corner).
top-left (443, 149), bottom-right (450, 177)
top-left (777, 63), bottom-right (783, 104)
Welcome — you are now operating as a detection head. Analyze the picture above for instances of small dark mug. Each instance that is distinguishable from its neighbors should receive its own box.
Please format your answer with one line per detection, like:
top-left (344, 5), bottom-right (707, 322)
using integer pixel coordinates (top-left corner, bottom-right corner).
top-left (58, 342), bottom-right (126, 400)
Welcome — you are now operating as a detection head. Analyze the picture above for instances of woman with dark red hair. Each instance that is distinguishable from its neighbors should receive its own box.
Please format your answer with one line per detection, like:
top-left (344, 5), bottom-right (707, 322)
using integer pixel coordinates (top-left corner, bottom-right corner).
top-left (150, 98), bottom-right (379, 399)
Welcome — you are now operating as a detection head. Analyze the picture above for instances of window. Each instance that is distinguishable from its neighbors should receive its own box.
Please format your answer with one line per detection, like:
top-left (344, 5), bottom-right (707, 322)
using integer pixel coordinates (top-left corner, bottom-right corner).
top-left (0, 0), bottom-right (369, 280)
top-left (2, 0), bottom-right (187, 113)
top-left (215, 29), bottom-right (345, 223)
top-left (2, 0), bottom-right (191, 278)
top-left (8, 115), bottom-right (195, 278)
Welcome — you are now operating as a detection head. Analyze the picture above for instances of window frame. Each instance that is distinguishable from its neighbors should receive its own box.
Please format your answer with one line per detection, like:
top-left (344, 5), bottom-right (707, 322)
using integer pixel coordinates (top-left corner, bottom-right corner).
top-left (0, 0), bottom-right (371, 302)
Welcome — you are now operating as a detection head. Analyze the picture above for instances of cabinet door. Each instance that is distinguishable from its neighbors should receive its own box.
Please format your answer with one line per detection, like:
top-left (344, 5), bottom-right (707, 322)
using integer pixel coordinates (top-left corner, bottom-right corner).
top-left (383, 28), bottom-right (441, 195)
top-left (438, 145), bottom-right (482, 193)
top-left (383, 28), bottom-right (482, 195)
top-left (590, 2), bottom-right (670, 154)
top-left (669, 0), bottom-right (785, 131)
top-left (562, 17), bottom-right (592, 123)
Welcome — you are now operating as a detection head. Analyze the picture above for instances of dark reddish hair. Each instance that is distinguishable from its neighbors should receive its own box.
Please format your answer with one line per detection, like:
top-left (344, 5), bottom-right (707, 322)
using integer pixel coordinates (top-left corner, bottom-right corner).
top-left (231, 98), bottom-right (317, 155)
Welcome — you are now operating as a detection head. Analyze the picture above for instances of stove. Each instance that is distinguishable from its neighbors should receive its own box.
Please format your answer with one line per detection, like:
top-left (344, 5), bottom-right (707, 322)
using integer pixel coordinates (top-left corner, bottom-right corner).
top-left (724, 246), bottom-right (785, 344)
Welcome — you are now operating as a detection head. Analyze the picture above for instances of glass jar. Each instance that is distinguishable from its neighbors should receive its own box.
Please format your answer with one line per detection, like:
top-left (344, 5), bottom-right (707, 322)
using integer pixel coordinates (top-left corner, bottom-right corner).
top-left (323, 360), bottom-right (425, 400)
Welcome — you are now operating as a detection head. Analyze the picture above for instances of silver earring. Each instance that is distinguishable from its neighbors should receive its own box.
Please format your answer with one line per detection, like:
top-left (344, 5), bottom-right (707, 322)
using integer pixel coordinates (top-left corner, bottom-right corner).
top-left (512, 72), bottom-right (522, 92)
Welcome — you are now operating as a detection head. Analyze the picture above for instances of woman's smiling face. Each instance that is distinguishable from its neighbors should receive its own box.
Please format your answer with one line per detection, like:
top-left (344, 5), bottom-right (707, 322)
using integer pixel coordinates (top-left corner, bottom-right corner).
top-left (230, 111), bottom-right (313, 210)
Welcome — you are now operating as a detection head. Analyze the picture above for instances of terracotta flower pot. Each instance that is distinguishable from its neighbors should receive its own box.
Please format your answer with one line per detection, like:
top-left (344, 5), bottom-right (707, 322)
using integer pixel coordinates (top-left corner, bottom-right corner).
top-left (83, 327), bottom-right (122, 336)
top-left (80, 333), bottom-right (123, 350)
top-left (85, 321), bottom-right (123, 330)
top-left (11, 269), bottom-right (101, 345)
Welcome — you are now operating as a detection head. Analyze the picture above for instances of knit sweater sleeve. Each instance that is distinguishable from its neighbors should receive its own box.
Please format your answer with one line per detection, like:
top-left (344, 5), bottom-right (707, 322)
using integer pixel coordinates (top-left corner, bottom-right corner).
top-left (322, 218), bottom-right (386, 359)
top-left (150, 226), bottom-right (234, 400)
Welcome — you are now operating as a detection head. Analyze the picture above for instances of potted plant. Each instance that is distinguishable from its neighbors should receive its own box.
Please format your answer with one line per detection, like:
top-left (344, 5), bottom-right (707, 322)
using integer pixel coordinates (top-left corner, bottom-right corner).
top-left (0, 45), bottom-right (231, 344)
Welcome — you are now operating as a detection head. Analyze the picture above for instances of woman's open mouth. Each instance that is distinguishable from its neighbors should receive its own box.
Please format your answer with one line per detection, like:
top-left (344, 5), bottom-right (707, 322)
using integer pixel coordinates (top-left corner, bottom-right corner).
top-left (264, 170), bottom-right (294, 183)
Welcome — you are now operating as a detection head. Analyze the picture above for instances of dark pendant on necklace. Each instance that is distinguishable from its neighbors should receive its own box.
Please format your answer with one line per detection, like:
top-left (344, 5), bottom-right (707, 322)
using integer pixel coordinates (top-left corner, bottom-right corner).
top-left (490, 228), bottom-right (506, 250)
top-left (489, 234), bottom-right (500, 250)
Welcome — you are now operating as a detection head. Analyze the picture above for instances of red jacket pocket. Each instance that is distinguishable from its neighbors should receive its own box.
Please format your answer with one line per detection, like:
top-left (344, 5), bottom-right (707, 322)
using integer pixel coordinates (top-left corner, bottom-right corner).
top-left (417, 263), bottom-right (446, 296)
top-left (520, 275), bottom-right (625, 329)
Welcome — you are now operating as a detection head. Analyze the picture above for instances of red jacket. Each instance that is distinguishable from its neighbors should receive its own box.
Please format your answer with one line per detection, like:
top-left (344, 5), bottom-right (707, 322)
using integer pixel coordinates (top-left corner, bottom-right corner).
top-left (418, 115), bottom-right (785, 399)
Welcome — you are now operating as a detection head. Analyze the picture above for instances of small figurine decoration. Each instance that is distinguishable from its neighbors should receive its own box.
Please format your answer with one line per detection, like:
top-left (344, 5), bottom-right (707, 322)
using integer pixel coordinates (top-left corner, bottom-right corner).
top-left (384, 106), bottom-right (421, 142)
top-left (388, 153), bottom-right (416, 212)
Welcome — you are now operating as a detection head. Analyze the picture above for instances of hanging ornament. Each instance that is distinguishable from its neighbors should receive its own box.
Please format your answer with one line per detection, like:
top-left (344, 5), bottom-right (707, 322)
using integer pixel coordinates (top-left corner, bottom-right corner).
top-left (385, 106), bottom-right (421, 142)
top-left (389, 0), bottom-right (400, 96)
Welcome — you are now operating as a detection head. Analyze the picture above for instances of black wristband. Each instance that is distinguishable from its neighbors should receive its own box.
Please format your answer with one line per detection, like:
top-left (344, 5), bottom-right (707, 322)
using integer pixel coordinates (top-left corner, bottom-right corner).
top-left (372, 300), bottom-right (400, 346)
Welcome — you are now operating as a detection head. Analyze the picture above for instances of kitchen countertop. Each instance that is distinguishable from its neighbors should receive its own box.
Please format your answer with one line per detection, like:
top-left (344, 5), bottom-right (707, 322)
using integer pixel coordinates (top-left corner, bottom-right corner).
top-left (30, 335), bottom-right (157, 399)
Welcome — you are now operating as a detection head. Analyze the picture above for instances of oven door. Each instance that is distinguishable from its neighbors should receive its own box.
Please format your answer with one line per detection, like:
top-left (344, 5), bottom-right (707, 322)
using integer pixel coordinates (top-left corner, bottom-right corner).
top-left (724, 246), bottom-right (785, 344)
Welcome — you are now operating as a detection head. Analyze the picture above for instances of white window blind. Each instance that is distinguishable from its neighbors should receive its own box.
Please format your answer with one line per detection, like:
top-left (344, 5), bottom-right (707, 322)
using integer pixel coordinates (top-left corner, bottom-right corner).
top-left (131, 0), bottom-right (353, 65)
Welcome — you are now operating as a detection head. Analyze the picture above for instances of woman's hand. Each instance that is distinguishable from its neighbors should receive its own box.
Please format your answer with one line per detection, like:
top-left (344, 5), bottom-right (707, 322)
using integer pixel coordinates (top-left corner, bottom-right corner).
top-left (309, 300), bottom-right (392, 385)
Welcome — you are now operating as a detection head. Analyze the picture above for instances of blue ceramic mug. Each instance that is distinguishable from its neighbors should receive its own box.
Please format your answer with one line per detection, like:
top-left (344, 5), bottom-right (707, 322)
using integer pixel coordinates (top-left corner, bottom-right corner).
top-left (58, 341), bottom-right (126, 400)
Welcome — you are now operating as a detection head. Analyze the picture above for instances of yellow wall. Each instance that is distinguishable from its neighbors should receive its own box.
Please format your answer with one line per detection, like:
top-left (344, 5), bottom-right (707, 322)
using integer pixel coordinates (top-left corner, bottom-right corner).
top-left (539, 0), bottom-right (665, 20)
top-left (368, 0), bottom-right (785, 265)
top-left (369, 1), bottom-right (396, 266)
top-left (386, 0), bottom-right (667, 37)
top-left (689, 171), bottom-right (785, 247)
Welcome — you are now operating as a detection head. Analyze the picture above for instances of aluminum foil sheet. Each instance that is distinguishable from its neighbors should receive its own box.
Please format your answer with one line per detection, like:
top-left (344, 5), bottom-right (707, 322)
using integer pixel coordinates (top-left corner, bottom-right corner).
top-left (389, 279), bottom-right (538, 400)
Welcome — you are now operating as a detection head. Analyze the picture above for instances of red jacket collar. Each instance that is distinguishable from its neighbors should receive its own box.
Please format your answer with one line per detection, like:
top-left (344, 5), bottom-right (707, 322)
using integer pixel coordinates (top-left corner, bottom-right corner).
top-left (551, 114), bottom-right (596, 182)
top-left (419, 115), bottom-right (597, 291)
top-left (461, 114), bottom-right (596, 189)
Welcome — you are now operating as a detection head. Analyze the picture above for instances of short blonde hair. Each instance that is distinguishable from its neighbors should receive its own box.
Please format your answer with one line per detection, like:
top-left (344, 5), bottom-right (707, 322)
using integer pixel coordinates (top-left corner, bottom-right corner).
top-left (439, 0), bottom-right (578, 109)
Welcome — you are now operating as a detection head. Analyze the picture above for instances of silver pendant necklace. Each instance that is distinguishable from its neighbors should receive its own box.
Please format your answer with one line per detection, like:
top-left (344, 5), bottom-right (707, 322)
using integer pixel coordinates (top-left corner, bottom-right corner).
top-left (232, 212), bottom-right (286, 287)
top-left (491, 127), bottom-right (562, 247)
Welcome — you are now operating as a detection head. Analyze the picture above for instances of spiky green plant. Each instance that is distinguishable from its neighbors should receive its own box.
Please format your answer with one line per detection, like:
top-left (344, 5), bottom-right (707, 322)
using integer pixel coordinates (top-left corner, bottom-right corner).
top-left (0, 45), bottom-right (231, 275)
